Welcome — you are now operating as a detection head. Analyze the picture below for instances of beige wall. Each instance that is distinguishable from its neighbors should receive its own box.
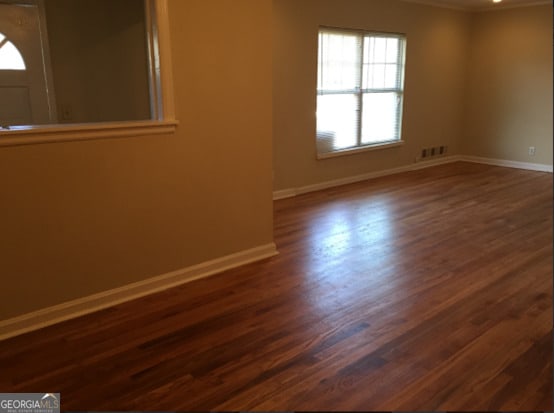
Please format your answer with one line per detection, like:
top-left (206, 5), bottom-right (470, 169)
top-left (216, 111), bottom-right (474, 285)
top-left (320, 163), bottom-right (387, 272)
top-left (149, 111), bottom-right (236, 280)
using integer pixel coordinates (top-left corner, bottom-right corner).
top-left (45, 0), bottom-right (151, 123)
top-left (0, 0), bottom-right (273, 320)
top-left (463, 5), bottom-right (553, 165)
top-left (273, 0), bottom-right (471, 190)
top-left (1, 0), bottom-right (551, 322)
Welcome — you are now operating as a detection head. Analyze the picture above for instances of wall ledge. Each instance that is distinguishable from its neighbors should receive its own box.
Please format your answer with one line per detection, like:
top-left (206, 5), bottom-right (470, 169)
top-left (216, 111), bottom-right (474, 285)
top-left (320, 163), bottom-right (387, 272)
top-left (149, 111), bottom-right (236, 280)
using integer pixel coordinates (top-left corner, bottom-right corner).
top-left (0, 120), bottom-right (178, 147)
top-left (0, 243), bottom-right (278, 341)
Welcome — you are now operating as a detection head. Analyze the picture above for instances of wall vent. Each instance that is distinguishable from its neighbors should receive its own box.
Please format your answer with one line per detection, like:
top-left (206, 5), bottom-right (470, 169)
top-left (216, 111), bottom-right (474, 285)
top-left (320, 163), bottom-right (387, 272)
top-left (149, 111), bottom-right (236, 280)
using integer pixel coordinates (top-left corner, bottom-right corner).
top-left (420, 145), bottom-right (448, 161)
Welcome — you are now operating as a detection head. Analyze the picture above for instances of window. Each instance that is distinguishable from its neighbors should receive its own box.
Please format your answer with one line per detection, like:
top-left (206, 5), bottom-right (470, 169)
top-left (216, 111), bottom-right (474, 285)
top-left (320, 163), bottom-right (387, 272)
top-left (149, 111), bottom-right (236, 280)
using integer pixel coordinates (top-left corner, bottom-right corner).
top-left (0, 33), bottom-right (25, 70)
top-left (316, 27), bottom-right (406, 157)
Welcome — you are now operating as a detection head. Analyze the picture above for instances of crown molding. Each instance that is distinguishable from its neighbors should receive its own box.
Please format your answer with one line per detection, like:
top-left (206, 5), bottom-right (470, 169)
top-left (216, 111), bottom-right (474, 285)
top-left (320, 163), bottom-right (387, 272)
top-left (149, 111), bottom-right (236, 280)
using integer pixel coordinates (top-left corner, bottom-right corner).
top-left (399, 0), bottom-right (468, 11)
top-left (478, 1), bottom-right (552, 12)
top-left (399, 0), bottom-right (552, 12)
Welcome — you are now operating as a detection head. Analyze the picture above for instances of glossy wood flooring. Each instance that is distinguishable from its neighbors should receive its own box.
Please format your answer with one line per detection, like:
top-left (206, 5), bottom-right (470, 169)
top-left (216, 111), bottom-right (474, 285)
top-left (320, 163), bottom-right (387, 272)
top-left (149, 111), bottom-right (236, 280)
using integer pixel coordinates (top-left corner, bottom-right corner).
top-left (0, 162), bottom-right (552, 411)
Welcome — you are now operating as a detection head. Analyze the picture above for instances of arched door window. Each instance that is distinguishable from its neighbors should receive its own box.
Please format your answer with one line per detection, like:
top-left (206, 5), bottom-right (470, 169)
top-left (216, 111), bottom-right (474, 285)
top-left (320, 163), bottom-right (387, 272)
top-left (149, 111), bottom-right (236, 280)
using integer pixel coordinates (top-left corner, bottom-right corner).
top-left (0, 32), bottom-right (26, 70)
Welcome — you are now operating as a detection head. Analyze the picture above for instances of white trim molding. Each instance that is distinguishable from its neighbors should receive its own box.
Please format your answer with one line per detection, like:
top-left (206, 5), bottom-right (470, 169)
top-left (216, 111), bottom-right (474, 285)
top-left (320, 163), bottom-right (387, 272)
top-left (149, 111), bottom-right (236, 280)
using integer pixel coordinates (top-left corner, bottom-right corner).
top-left (0, 243), bottom-right (278, 341)
top-left (273, 189), bottom-right (298, 201)
top-left (399, 0), bottom-right (467, 11)
top-left (317, 141), bottom-right (405, 160)
top-left (273, 155), bottom-right (553, 200)
top-left (460, 155), bottom-right (554, 173)
top-left (399, 0), bottom-right (551, 12)
top-left (0, 120), bottom-right (178, 147)
top-left (274, 155), bottom-right (461, 200)
top-left (478, 1), bottom-right (552, 12)
top-left (156, 0), bottom-right (175, 121)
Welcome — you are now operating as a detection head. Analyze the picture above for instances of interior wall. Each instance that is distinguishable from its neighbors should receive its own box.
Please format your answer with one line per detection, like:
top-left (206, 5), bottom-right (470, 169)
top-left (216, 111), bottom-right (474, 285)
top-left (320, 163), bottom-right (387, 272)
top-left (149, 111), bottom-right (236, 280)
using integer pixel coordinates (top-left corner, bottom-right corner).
top-left (45, 0), bottom-right (151, 123)
top-left (463, 5), bottom-right (553, 165)
top-left (272, 0), bottom-right (471, 191)
top-left (0, 0), bottom-right (273, 320)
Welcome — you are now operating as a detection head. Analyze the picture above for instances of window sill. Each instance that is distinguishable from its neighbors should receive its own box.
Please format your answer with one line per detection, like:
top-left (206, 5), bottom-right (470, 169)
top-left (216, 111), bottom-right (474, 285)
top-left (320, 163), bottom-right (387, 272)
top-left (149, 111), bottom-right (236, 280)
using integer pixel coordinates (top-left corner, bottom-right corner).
top-left (0, 120), bottom-right (178, 147)
top-left (317, 140), bottom-right (404, 160)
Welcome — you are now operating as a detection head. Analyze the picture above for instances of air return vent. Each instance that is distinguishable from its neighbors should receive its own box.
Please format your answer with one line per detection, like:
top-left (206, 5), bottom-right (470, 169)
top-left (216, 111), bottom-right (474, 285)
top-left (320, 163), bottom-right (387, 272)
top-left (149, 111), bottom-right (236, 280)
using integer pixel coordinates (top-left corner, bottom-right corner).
top-left (420, 145), bottom-right (448, 161)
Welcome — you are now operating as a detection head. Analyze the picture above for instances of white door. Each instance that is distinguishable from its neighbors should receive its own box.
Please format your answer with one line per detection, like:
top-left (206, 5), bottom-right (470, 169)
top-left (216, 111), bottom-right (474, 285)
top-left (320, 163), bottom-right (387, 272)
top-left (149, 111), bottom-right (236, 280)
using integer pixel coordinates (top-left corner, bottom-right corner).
top-left (0, 2), bottom-right (56, 126)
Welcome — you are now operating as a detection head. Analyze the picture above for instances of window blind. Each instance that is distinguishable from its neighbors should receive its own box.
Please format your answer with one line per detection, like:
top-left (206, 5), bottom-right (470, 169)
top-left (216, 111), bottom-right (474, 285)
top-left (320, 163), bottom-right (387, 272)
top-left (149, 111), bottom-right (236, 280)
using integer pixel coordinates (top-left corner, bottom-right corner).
top-left (316, 28), bottom-right (406, 155)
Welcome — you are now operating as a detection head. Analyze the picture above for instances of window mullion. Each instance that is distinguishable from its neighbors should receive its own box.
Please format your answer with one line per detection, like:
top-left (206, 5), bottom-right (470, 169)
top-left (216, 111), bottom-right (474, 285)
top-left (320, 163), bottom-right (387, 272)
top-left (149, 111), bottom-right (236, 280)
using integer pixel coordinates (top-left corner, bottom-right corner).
top-left (357, 35), bottom-right (364, 147)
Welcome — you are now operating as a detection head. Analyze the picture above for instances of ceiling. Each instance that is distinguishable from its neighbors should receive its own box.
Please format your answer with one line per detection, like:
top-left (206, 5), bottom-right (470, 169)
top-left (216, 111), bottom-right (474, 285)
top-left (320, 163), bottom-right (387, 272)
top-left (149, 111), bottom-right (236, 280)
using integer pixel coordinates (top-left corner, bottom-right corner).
top-left (401, 0), bottom-right (552, 11)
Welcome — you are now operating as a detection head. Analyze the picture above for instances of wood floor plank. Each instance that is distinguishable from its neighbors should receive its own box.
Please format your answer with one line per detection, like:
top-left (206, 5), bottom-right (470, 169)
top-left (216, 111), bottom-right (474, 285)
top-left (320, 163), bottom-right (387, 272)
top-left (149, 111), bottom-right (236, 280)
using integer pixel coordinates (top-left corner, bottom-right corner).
top-left (0, 161), bottom-right (551, 411)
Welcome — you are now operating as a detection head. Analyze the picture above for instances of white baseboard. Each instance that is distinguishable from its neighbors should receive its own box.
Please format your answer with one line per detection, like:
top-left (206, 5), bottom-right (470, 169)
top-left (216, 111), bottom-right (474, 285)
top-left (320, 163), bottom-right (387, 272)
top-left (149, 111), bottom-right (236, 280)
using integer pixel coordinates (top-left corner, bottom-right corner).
top-left (460, 155), bottom-right (554, 173)
top-left (411, 155), bottom-right (463, 170)
top-left (273, 155), bottom-right (553, 200)
top-left (273, 189), bottom-right (297, 200)
top-left (0, 243), bottom-right (278, 341)
top-left (273, 155), bottom-right (462, 200)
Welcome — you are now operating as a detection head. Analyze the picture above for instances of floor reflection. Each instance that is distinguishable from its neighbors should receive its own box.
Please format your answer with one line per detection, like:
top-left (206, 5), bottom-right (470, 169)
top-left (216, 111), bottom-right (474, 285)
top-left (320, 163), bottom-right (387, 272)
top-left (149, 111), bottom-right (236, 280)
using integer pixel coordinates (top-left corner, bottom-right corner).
top-left (298, 195), bottom-right (400, 316)
top-left (306, 197), bottom-right (395, 268)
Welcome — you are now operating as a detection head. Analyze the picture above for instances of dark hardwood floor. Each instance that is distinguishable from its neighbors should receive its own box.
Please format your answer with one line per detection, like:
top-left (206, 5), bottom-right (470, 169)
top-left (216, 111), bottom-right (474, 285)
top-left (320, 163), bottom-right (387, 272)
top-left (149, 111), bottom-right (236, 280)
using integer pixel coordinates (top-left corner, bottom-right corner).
top-left (0, 161), bottom-right (552, 411)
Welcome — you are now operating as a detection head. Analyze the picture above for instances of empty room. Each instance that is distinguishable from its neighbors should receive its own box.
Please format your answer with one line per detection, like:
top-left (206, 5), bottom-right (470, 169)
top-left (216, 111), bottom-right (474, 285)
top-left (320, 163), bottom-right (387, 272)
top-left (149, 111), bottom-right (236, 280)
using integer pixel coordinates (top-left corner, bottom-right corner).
top-left (0, 0), bottom-right (551, 411)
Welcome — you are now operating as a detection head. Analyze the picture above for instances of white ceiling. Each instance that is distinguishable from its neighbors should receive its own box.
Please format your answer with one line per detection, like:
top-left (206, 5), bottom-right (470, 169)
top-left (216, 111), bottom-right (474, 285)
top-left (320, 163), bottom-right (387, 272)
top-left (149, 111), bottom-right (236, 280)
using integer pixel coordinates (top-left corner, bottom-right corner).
top-left (401, 0), bottom-right (552, 11)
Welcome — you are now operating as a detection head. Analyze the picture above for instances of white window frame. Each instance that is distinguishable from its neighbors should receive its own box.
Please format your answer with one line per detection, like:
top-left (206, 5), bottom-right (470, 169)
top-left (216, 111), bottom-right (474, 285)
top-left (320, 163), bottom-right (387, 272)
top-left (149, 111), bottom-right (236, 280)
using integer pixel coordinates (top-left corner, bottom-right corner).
top-left (0, 0), bottom-right (177, 147)
top-left (316, 27), bottom-right (406, 159)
